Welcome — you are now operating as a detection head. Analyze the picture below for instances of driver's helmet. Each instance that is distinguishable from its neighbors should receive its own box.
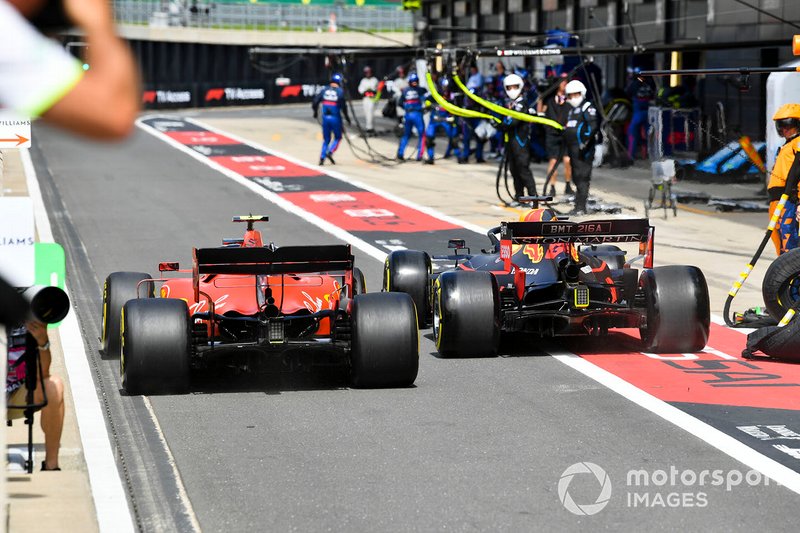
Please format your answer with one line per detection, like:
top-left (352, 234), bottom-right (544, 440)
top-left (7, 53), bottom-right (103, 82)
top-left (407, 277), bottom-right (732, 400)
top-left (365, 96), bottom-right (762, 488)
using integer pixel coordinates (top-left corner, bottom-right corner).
top-left (519, 208), bottom-right (557, 222)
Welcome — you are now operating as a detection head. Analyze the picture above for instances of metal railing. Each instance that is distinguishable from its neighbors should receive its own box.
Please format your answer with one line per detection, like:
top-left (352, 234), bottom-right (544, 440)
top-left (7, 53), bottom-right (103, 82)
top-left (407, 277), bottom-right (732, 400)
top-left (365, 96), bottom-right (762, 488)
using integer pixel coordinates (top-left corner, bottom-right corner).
top-left (113, 1), bottom-right (413, 32)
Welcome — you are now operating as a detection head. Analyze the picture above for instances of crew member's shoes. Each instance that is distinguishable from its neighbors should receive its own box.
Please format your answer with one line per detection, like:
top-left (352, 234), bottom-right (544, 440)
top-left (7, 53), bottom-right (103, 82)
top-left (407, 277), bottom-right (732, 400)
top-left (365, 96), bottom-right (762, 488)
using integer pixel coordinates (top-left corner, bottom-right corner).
top-left (424, 159), bottom-right (434, 165)
top-left (548, 185), bottom-right (556, 197)
top-left (319, 158), bottom-right (325, 166)
top-left (41, 461), bottom-right (61, 471)
top-left (476, 158), bottom-right (486, 163)
top-left (458, 158), bottom-right (468, 164)
top-left (565, 183), bottom-right (574, 195)
top-left (568, 208), bottom-right (587, 216)
top-left (416, 156), bottom-right (423, 162)
top-left (326, 153), bottom-right (336, 165)
top-left (397, 154), bottom-right (405, 161)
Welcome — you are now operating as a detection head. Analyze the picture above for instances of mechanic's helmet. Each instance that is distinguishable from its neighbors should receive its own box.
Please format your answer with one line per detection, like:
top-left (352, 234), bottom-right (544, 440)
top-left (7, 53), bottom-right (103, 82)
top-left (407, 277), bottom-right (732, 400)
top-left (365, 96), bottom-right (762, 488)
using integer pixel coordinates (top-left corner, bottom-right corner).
top-left (565, 80), bottom-right (587, 107)
top-left (408, 72), bottom-right (419, 86)
top-left (773, 103), bottom-right (800, 136)
top-left (503, 73), bottom-right (525, 101)
top-left (519, 208), bottom-right (557, 222)
top-left (331, 73), bottom-right (344, 85)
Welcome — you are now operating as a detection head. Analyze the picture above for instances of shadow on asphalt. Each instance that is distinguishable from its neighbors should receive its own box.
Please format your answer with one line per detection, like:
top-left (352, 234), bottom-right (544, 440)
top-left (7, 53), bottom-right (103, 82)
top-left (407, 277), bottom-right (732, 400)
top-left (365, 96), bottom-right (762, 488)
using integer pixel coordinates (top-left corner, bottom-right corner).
top-left (423, 330), bottom-right (646, 359)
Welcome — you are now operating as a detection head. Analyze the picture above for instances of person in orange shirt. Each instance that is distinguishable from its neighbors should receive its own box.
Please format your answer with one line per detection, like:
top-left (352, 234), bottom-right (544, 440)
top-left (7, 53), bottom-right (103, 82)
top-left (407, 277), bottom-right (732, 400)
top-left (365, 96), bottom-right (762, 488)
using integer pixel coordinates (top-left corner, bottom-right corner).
top-left (768, 104), bottom-right (800, 255)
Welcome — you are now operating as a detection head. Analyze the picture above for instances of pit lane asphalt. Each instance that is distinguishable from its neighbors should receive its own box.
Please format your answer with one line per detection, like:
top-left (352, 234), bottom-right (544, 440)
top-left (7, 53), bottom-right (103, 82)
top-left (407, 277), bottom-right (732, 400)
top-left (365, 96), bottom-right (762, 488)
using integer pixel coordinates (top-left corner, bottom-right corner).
top-left (31, 116), bottom-right (797, 531)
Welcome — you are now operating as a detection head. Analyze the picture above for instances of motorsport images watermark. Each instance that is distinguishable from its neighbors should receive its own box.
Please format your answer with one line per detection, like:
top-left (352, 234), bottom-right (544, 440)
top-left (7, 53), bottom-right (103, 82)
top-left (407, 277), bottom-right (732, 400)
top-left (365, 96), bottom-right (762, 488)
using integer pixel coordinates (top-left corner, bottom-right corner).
top-left (557, 462), bottom-right (773, 515)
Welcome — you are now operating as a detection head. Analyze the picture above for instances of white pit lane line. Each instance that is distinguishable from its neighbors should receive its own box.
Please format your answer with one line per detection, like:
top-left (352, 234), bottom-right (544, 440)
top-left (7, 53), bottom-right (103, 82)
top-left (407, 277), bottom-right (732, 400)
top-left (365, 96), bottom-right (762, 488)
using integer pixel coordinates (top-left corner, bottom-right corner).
top-left (21, 149), bottom-right (137, 533)
top-left (137, 115), bottom-right (800, 496)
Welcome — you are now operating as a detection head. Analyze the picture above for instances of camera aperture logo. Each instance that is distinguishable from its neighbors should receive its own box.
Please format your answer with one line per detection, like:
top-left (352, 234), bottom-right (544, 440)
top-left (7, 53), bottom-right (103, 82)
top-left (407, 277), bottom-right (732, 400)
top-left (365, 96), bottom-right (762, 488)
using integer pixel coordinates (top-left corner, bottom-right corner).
top-left (558, 462), bottom-right (612, 516)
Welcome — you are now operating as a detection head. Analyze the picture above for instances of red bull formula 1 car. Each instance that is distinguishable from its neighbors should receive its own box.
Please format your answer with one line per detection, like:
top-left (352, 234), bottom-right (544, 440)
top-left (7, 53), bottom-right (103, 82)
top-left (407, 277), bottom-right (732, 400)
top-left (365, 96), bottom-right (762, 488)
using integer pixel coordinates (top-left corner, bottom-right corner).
top-left (101, 216), bottom-right (419, 394)
top-left (383, 203), bottom-right (709, 356)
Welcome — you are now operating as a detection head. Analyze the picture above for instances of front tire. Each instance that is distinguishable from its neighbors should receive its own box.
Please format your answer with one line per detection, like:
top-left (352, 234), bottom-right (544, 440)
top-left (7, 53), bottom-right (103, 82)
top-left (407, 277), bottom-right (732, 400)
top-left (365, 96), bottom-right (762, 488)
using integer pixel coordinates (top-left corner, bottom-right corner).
top-left (350, 293), bottom-right (418, 388)
top-left (383, 250), bottom-right (431, 327)
top-left (121, 298), bottom-right (191, 395)
top-left (639, 265), bottom-right (710, 353)
top-left (434, 271), bottom-right (500, 357)
top-left (101, 271), bottom-right (152, 359)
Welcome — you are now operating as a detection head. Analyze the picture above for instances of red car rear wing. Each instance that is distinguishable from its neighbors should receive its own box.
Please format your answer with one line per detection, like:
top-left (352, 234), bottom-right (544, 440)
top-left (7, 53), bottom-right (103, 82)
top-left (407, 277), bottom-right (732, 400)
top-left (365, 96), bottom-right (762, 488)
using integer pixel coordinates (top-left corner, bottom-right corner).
top-left (500, 219), bottom-right (655, 270)
top-left (192, 245), bottom-right (354, 302)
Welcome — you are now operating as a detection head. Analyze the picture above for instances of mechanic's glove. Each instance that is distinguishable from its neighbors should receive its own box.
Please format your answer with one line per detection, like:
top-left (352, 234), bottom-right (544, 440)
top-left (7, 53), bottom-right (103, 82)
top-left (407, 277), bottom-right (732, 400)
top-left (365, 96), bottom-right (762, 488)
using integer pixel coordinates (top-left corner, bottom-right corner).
top-left (446, 116), bottom-right (454, 123)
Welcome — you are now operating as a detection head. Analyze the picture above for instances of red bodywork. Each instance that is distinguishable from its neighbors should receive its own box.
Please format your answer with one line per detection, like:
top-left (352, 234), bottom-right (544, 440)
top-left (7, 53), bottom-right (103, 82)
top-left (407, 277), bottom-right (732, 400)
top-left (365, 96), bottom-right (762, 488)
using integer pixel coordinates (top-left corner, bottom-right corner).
top-left (153, 222), bottom-right (351, 337)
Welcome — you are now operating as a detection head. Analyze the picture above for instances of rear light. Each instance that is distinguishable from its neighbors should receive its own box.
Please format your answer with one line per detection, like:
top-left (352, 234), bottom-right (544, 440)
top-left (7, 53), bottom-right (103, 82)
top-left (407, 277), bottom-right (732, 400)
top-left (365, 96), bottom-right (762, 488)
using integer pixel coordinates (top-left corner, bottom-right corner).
top-left (573, 286), bottom-right (590, 308)
top-left (159, 262), bottom-right (179, 272)
top-left (268, 320), bottom-right (285, 344)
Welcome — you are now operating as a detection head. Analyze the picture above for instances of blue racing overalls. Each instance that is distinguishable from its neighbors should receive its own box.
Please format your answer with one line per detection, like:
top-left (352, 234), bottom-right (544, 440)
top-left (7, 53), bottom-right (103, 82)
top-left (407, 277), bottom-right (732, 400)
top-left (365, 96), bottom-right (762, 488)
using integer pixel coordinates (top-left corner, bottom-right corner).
top-left (312, 84), bottom-right (349, 161)
top-left (424, 96), bottom-right (457, 162)
top-left (398, 85), bottom-right (425, 160)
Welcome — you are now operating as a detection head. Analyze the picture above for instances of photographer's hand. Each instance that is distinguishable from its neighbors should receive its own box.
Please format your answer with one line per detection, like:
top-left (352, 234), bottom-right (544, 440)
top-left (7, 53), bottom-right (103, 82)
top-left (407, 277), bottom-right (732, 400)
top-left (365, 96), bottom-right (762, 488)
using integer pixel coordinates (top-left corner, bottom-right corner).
top-left (38, 0), bottom-right (141, 139)
top-left (25, 320), bottom-right (52, 378)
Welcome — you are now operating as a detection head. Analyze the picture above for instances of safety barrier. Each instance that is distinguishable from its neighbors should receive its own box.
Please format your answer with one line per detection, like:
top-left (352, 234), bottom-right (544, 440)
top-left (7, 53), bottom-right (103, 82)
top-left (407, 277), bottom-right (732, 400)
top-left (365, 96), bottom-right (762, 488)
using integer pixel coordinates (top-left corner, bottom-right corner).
top-left (113, 0), bottom-right (413, 32)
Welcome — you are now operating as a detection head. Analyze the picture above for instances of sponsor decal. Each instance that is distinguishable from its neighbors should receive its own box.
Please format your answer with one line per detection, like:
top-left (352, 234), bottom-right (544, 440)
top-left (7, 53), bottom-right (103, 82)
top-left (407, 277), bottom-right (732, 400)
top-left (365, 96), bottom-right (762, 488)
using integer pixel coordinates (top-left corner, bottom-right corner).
top-left (579, 325), bottom-right (800, 410)
top-left (146, 90), bottom-right (191, 104)
top-left (206, 87), bottom-right (267, 102)
top-left (309, 193), bottom-right (358, 203)
top-left (165, 131), bottom-right (240, 146)
top-left (522, 244), bottom-right (543, 263)
top-left (279, 191), bottom-right (459, 233)
top-left (499, 240), bottom-right (512, 260)
top-left (280, 85), bottom-right (303, 98)
top-left (210, 155), bottom-right (322, 177)
top-left (280, 84), bottom-right (326, 99)
top-left (737, 425), bottom-right (800, 441)
top-left (205, 88), bottom-right (225, 102)
top-left (224, 87), bottom-right (265, 101)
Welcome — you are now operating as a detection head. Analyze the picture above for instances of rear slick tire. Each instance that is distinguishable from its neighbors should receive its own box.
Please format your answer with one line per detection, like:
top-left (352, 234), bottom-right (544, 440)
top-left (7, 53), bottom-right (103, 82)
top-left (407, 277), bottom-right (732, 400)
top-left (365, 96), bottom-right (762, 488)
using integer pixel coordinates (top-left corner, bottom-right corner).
top-left (350, 293), bottom-right (419, 388)
top-left (383, 250), bottom-right (431, 327)
top-left (639, 265), bottom-right (710, 353)
top-left (433, 271), bottom-right (500, 357)
top-left (121, 298), bottom-right (191, 395)
top-left (101, 271), bottom-right (152, 359)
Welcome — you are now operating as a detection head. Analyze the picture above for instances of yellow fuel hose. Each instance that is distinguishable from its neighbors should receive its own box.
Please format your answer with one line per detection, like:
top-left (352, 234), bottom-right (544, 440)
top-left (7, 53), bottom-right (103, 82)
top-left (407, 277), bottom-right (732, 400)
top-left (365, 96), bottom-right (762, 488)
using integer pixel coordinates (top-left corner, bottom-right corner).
top-left (425, 72), bottom-right (500, 123)
top-left (451, 74), bottom-right (564, 131)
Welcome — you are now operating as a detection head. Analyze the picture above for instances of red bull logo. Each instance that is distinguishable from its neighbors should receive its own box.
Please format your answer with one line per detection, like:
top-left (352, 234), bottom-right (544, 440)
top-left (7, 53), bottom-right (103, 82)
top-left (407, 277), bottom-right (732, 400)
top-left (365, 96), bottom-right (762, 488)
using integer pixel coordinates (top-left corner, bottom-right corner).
top-left (522, 244), bottom-right (544, 263)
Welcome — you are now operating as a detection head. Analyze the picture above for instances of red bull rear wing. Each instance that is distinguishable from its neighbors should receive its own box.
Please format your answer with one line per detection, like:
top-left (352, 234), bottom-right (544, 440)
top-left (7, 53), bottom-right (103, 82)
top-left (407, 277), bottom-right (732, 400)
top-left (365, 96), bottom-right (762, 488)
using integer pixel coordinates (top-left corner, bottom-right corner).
top-left (501, 219), bottom-right (651, 245)
top-left (500, 218), bottom-right (654, 271)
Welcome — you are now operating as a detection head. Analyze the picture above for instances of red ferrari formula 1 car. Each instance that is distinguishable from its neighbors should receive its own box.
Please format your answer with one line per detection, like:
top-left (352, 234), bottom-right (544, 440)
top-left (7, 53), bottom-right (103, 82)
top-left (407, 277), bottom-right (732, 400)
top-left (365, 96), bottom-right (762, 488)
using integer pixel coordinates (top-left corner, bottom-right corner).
top-left (383, 203), bottom-right (710, 357)
top-left (101, 216), bottom-right (418, 395)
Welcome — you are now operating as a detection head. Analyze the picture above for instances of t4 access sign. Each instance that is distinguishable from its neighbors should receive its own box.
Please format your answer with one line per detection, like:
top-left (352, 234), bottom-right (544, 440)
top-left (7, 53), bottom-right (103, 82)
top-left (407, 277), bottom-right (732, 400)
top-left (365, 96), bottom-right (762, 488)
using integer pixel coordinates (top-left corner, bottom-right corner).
top-left (0, 111), bottom-right (31, 149)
